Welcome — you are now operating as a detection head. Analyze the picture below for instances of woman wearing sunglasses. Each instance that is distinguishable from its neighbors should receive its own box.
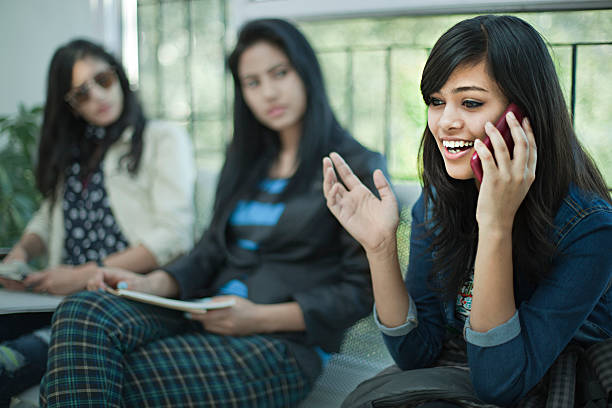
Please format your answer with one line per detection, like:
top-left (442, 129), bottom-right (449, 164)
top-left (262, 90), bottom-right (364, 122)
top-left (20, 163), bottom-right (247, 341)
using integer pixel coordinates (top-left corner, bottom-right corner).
top-left (0, 39), bottom-right (196, 404)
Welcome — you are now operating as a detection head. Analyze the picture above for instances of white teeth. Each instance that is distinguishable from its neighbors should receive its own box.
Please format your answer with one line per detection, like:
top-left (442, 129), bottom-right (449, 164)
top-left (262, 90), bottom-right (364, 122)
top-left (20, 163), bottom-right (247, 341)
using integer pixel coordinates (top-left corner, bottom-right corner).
top-left (442, 140), bottom-right (474, 149)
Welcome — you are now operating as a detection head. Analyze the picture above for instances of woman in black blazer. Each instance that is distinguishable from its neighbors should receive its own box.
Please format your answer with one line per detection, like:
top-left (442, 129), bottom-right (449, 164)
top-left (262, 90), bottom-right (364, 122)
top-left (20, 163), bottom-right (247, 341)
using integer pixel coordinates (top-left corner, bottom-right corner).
top-left (41, 18), bottom-right (390, 407)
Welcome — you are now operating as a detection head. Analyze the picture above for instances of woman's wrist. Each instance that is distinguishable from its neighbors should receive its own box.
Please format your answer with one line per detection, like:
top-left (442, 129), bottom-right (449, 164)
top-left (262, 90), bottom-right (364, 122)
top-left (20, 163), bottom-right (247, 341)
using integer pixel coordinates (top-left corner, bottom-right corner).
top-left (478, 223), bottom-right (512, 240)
top-left (148, 270), bottom-right (179, 298)
top-left (365, 235), bottom-right (398, 262)
top-left (253, 304), bottom-right (274, 333)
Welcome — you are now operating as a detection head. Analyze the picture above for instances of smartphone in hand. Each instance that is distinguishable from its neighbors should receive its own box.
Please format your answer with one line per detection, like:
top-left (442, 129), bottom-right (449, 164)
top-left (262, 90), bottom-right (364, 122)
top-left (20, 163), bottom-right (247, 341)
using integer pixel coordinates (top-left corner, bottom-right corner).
top-left (470, 103), bottom-right (525, 183)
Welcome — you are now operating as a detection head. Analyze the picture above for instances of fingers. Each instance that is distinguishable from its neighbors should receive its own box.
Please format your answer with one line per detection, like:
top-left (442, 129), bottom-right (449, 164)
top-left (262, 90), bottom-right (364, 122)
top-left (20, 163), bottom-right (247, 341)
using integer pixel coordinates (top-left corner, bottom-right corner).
top-left (23, 271), bottom-right (46, 289)
top-left (87, 270), bottom-right (107, 291)
top-left (473, 138), bottom-right (496, 179)
top-left (322, 157), bottom-right (338, 198)
top-left (325, 173), bottom-right (348, 211)
top-left (323, 156), bottom-right (349, 214)
top-left (479, 111), bottom-right (535, 185)
top-left (373, 169), bottom-right (395, 202)
top-left (506, 111), bottom-right (530, 172)
top-left (485, 121), bottom-right (511, 173)
top-left (328, 152), bottom-right (362, 190)
top-left (0, 277), bottom-right (27, 291)
top-left (523, 117), bottom-right (537, 181)
top-left (505, 112), bottom-right (536, 187)
top-left (190, 308), bottom-right (232, 333)
top-left (99, 267), bottom-right (134, 289)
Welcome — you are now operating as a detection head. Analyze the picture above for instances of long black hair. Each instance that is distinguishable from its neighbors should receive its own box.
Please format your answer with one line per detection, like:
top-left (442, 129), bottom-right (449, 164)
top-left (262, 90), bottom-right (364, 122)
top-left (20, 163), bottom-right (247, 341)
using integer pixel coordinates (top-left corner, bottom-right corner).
top-left (36, 38), bottom-right (146, 201)
top-left (216, 18), bottom-right (345, 218)
top-left (418, 15), bottom-right (610, 298)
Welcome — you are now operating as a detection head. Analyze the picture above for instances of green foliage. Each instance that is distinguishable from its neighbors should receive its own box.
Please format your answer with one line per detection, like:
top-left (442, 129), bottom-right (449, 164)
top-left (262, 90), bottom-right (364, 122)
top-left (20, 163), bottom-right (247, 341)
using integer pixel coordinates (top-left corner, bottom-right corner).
top-left (0, 104), bottom-right (43, 247)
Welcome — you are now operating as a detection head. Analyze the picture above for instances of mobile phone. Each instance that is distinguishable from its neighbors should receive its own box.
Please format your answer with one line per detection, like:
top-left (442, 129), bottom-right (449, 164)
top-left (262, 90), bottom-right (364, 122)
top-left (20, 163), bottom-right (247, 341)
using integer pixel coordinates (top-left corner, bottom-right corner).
top-left (470, 103), bottom-right (525, 183)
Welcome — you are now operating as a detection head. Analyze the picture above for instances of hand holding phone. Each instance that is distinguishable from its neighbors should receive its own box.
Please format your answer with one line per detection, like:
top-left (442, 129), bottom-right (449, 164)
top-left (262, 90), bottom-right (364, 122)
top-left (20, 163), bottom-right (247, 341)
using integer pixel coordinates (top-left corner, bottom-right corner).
top-left (470, 103), bottom-right (525, 183)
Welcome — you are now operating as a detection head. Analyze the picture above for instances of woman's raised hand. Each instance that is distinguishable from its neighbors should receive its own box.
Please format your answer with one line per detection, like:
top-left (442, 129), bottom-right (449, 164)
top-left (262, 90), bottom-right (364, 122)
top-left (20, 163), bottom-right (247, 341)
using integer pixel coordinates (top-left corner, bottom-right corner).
top-left (323, 152), bottom-right (399, 255)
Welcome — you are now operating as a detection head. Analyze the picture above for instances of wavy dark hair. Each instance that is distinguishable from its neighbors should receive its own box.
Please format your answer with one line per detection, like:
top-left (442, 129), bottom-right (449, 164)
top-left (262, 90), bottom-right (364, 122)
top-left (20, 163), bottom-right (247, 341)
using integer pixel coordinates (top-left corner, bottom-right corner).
top-left (418, 15), bottom-right (610, 298)
top-left (36, 38), bottom-right (146, 201)
top-left (216, 18), bottom-right (345, 219)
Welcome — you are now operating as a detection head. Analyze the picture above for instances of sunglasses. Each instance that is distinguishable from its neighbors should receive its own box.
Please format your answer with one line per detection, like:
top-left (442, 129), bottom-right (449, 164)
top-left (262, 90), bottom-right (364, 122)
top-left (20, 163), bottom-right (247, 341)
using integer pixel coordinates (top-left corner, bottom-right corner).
top-left (65, 67), bottom-right (118, 107)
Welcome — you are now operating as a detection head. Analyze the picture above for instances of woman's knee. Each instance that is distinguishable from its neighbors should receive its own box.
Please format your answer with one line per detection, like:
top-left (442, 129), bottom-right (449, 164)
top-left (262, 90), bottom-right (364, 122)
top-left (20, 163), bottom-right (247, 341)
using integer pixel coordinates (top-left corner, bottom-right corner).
top-left (52, 290), bottom-right (121, 330)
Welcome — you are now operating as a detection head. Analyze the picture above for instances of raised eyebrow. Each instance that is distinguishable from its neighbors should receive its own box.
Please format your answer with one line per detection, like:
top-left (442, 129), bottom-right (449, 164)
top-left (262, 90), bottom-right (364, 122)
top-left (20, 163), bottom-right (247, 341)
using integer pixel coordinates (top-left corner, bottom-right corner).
top-left (240, 63), bottom-right (288, 81)
top-left (240, 73), bottom-right (257, 82)
top-left (452, 86), bottom-right (489, 94)
top-left (267, 62), bottom-right (289, 74)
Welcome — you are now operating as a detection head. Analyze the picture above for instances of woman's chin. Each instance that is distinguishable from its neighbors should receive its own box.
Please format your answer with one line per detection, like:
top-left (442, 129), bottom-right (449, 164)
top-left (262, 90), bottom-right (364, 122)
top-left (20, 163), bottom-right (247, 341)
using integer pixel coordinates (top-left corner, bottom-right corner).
top-left (444, 164), bottom-right (475, 181)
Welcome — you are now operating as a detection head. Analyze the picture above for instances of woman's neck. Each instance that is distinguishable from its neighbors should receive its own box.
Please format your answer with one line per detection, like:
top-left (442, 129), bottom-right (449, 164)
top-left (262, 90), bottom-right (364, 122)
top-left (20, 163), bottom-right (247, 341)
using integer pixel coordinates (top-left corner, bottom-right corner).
top-left (269, 123), bottom-right (301, 179)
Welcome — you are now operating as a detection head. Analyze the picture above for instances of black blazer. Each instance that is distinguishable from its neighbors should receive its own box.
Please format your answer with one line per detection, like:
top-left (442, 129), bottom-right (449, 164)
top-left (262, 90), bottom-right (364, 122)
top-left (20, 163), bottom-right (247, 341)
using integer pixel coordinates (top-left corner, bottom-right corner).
top-left (164, 135), bottom-right (389, 356)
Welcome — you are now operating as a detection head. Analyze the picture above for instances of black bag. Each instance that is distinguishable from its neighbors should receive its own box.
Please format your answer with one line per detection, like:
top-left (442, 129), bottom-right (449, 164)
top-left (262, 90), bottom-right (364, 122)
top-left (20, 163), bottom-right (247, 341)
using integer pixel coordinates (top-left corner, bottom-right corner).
top-left (341, 340), bottom-right (612, 408)
top-left (340, 365), bottom-right (497, 408)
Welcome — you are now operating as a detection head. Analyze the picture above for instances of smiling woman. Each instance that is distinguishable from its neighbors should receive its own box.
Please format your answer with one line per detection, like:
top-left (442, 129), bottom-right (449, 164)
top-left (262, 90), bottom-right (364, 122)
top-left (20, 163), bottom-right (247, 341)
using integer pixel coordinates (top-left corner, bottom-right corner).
top-left (427, 60), bottom-right (509, 180)
top-left (323, 14), bottom-right (612, 407)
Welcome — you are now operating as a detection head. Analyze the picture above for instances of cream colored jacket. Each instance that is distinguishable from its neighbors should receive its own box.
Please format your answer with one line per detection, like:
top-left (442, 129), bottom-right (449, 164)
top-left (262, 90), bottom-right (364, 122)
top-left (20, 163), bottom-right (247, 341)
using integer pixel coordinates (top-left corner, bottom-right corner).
top-left (25, 120), bottom-right (197, 267)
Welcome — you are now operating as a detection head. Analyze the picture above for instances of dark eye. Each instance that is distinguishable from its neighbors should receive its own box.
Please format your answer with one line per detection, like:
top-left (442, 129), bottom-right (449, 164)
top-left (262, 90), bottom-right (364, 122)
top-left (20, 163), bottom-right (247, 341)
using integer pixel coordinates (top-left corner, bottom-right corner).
top-left (463, 100), bottom-right (483, 108)
top-left (243, 79), bottom-right (259, 88)
top-left (73, 85), bottom-right (91, 103)
top-left (95, 71), bottom-right (115, 88)
top-left (274, 68), bottom-right (288, 78)
top-left (429, 97), bottom-right (444, 106)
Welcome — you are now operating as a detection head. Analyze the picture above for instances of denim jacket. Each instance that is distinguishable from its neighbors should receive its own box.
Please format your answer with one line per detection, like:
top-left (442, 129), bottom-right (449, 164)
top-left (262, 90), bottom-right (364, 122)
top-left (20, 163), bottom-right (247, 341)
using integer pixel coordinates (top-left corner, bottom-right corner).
top-left (375, 184), bottom-right (612, 406)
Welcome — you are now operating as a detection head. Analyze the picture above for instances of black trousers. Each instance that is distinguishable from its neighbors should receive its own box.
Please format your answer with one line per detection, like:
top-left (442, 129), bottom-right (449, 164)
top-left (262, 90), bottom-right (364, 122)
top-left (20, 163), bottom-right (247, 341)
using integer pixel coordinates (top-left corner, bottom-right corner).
top-left (0, 312), bottom-right (53, 407)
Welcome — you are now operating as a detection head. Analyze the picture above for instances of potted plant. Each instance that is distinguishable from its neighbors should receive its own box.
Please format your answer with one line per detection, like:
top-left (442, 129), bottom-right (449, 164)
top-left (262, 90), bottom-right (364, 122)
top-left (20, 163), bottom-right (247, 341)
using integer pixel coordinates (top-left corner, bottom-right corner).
top-left (0, 104), bottom-right (43, 248)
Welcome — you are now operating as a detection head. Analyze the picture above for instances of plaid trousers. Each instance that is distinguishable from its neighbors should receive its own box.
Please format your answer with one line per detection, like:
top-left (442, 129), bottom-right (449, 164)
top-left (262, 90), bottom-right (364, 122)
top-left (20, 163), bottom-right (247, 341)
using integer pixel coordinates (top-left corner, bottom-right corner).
top-left (40, 290), bottom-right (311, 408)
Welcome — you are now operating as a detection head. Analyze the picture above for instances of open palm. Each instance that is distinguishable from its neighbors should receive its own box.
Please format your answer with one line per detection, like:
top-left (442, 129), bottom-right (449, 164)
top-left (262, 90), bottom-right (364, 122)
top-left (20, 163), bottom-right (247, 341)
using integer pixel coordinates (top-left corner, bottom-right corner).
top-left (323, 152), bottom-right (399, 254)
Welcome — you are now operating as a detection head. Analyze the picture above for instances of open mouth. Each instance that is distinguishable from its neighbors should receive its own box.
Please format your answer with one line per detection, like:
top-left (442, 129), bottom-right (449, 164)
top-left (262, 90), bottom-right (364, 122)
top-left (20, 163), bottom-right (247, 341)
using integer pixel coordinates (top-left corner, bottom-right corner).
top-left (442, 140), bottom-right (474, 154)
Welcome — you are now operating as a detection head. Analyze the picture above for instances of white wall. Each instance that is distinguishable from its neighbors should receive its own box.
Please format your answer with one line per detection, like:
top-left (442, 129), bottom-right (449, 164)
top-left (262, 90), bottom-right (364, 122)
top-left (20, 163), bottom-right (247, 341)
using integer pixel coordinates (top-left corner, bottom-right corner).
top-left (0, 0), bottom-right (121, 115)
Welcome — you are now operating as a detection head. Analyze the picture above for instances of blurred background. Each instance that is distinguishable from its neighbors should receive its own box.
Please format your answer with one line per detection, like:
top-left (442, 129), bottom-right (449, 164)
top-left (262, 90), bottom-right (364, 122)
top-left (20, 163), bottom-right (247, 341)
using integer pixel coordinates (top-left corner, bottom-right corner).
top-left (1, 0), bottom-right (611, 246)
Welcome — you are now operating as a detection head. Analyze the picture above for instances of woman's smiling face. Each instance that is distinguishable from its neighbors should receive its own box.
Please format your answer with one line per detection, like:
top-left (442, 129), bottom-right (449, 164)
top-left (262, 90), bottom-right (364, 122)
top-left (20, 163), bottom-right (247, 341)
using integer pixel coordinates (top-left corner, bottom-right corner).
top-left (427, 60), bottom-right (509, 180)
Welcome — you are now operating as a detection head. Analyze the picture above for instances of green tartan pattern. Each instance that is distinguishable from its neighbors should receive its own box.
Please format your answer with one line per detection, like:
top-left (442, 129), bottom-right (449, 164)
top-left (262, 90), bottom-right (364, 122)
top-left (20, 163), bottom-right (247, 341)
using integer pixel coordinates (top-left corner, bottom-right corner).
top-left (41, 291), bottom-right (311, 407)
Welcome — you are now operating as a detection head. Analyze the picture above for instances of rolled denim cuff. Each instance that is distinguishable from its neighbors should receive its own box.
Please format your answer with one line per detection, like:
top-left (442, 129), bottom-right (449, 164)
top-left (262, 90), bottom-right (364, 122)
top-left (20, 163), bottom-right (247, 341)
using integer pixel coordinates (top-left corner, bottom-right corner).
top-left (374, 296), bottom-right (418, 337)
top-left (464, 310), bottom-right (521, 347)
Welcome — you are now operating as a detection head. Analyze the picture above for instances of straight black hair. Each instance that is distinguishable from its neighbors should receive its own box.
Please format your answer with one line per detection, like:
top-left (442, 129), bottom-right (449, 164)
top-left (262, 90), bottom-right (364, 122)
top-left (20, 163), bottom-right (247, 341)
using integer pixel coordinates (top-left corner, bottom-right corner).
top-left (418, 15), bottom-right (610, 297)
top-left (216, 18), bottom-right (346, 220)
top-left (36, 38), bottom-right (146, 201)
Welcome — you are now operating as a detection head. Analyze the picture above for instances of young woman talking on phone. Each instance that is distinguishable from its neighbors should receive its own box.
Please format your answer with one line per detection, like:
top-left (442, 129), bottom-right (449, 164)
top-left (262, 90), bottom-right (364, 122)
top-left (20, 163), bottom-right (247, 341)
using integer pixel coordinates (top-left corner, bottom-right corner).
top-left (324, 15), bottom-right (612, 407)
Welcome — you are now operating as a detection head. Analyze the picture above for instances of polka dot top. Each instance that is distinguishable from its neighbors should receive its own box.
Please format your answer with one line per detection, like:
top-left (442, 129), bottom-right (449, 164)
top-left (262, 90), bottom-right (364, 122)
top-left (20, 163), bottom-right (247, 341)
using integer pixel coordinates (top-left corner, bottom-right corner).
top-left (62, 161), bottom-right (129, 265)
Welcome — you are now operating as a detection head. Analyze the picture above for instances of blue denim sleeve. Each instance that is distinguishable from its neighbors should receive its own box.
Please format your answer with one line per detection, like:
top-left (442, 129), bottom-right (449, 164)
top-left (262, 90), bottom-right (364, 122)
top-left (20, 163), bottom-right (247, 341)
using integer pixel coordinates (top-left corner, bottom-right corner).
top-left (464, 311), bottom-right (520, 347)
top-left (381, 193), bottom-right (447, 370)
top-left (373, 295), bottom-right (418, 336)
top-left (465, 208), bottom-right (612, 407)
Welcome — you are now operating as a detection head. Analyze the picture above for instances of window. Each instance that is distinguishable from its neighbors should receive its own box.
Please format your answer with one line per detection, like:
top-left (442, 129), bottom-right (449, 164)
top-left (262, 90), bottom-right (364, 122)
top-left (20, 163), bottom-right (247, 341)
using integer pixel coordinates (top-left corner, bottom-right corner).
top-left (136, 0), bottom-right (229, 172)
top-left (135, 3), bottom-right (612, 184)
top-left (298, 10), bottom-right (612, 182)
